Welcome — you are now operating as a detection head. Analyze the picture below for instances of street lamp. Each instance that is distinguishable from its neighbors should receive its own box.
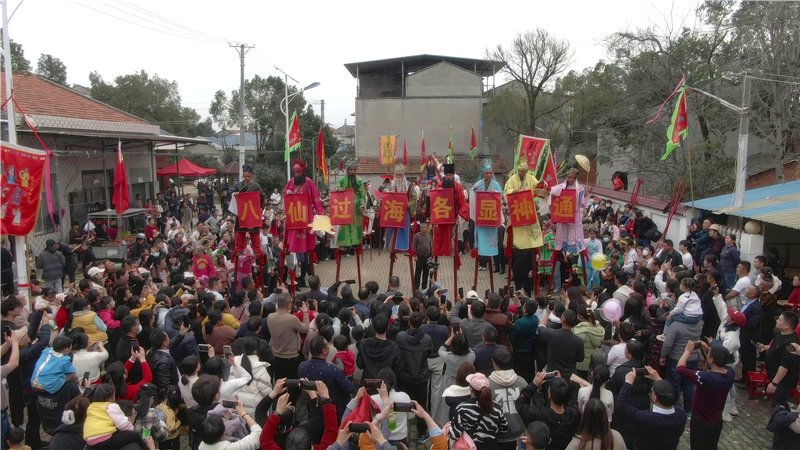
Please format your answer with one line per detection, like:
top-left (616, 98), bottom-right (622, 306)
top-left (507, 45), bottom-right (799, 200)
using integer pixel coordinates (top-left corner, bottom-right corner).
top-left (275, 66), bottom-right (320, 180)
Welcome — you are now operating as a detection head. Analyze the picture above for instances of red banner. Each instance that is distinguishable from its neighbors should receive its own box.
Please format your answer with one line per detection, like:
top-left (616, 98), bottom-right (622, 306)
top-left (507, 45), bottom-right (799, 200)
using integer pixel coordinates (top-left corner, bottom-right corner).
top-left (380, 192), bottom-right (407, 229)
top-left (429, 189), bottom-right (455, 225)
top-left (330, 190), bottom-right (355, 225)
top-left (474, 191), bottom-right (502, 227)
top-left (507, 190), bottom-right (538, 228)
top-left (285, 193), bottom-right (310, 230)
top-left (1, 143), bottom-right (47, 236)
top-left (551, 189), bottom-right (577, 223)
top-left (236, 191), bottom-right (263, 229)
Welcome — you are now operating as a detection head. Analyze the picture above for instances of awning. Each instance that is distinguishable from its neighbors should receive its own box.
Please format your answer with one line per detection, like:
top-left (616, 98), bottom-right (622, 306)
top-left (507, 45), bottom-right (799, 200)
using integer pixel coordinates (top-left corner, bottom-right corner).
top-left (156, 158), bottom-right (217, 177)
top-left (20, 128), bottom-right (210, 145)
top-left (685, 180), bottom-right (800, 230)
top-left (218, 162), bottom-right (239, 175)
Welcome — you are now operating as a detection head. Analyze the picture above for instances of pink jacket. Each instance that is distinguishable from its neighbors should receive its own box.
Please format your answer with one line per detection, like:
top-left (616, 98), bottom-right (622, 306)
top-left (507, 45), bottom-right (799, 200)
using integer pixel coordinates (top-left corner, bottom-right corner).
top-left (98, 309), bottom-right (121, 329)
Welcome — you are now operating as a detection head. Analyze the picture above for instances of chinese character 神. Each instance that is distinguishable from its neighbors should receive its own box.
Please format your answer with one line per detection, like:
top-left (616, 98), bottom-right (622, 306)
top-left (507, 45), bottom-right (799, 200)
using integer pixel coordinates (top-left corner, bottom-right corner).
top-left (432, 196), bottom-right (453, 220)
top-left (511, 198), bottom-right (534, 222)
top-left (287, 201), bottom-right (307, 225)
top-left (478, 199), bottom-right (498, 222)
top-left (383, 200), bottom-right (404, 223)
top-left (555, 197), bottom-right (574, 217)
top-left (332, 196), bottom-right (352, 219)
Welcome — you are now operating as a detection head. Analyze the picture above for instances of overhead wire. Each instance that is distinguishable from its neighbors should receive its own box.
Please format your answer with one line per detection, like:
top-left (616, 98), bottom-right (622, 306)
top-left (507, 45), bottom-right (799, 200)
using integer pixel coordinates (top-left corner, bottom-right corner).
top-left (119, 2), bottom-right (240, 44)
top-left (99, 1), bottom-right (221, 43)
top-left (741, 74), bottom-right (800, 86)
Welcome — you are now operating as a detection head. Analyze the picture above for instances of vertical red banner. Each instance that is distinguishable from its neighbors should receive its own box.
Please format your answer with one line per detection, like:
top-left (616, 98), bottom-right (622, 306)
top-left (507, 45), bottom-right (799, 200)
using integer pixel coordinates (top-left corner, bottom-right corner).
top-left (1, 143), bottom-right (47, 236)
top-left (236, 191), bottom-right (263, 229)
top-left (507, 190), bottom-right (538, 228)
top-left (285, 193), bottom-right (311, 230)
top-left (551, 189), bottom-right (577, 223)
top-left (380, 192), bottom-right (408, 228)
top-left (330, 190), bottom-right (355, 225)
top-left (429, 189), bottom-right (456, 225)
top-left (474, 191), bottom-right (502, 227)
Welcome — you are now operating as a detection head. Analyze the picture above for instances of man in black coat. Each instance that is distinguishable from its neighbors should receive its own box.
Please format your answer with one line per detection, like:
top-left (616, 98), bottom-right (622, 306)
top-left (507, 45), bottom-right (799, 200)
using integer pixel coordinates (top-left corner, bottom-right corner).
top-left (148, 329), bottom-right (179, 392)
top-left (395, 312), bottom-right (435, 438)
top-left (738, 285), bottom-right (763, 384)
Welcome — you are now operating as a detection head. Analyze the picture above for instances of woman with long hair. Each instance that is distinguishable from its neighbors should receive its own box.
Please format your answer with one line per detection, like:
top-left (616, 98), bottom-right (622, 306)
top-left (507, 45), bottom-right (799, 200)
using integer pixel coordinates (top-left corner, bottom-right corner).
top-left (566, 286), bottom-right (583, 313)
top-left (202, 309), bottom-right (236, 354)
top-left (621, 294), bottom-right (653, 343)
top-left (137, 309), bottom-right (155, 351)
top-left (231, 337), bottom-right (272, 416)
top-left (105, 347), bottom-right (153, 402)
top-left (576, 365), bottom-right (614, 419)
top-left (573, 303), bottom-right (605, 379)
top-left (565, 398), bottom-right (626, 450)
top-left (202, 352), bottom-right (252, 402)
top-left (439, 328), bottom-right (476, 389)
top-left (448, 372), bottom-right (509, 450)
top-left (132, 383), bottom-right (168, 442)
top-left (179, 355), bottom-right (201, 408)
top-left (70, 332), bottom-right (109, 385)
top-left (701, 269), bottom-right (728, 339)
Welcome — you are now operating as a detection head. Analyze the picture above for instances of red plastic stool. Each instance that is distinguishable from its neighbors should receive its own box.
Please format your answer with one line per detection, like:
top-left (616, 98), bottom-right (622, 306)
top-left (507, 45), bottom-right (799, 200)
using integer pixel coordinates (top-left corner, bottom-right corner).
top-left (746, 370), bottom-right (770, 400)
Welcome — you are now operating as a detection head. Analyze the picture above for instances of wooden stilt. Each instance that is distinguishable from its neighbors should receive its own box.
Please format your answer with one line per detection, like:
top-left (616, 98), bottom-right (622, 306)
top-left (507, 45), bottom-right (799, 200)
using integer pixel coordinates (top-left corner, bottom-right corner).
top-left (507, 228), bottom-right (514, 289)
top-left (308, 251), bottom-right (315, 276)
top-left (581, 249), bottom-right (588, 286)
top-left (473, 254), bottom-right (480, 291)
top-left (489, 256), bottom-right (495, 293)
top-left (453, 232), bottom-right (459, 301)
top-left (533, 248), bottom-right (539, 296)
top-left (408, 254), bottom-right (415, 292)
top-left (356, 245), bottom-right (362, 287)
top-left (335, 248), bottom-right (341, 282)
top-left (433, 256), bottom-right (438, 282)
top-left (388, 228), bottom-right (399, 285)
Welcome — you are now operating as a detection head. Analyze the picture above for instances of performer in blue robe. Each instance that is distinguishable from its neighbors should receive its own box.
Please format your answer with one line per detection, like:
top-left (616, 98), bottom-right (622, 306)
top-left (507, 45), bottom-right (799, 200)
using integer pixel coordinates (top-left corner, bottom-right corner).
top-left (470, 159), bottom-right (504, 270)
top-left (385, 164), bottom-right (410, 252)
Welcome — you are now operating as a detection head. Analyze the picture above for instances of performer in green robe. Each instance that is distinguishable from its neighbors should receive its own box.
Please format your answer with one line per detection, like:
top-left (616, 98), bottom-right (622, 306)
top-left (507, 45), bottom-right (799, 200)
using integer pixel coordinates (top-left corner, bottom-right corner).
top-left (334, 156), bottom-right (367, 247)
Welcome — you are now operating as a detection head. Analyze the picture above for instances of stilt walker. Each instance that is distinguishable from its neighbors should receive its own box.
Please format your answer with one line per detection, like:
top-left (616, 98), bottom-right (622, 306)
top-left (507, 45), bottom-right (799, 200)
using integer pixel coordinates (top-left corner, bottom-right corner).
top-left (284, 160), bottom-right (325, 288)
top-left (333, 156), bottom-right (367, 286)
top-left (232, 163), bottom-right (267, 288)
top-left (503, 157), bottom-right (545, 297)
top-left (470, 158), bottom-right (504, 293)
top-left (384, 165), bottom-right (415, 286)
top-left (431, 164), bottom-right (469, 298)
top-left (548, 165), bottom-right (590, 286)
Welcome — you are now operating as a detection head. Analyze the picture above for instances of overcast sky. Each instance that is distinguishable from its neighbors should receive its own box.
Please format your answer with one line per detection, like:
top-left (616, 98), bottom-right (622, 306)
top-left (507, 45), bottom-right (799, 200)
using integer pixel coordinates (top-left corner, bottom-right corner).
top-left (10, 0), bottom-right (700, 131)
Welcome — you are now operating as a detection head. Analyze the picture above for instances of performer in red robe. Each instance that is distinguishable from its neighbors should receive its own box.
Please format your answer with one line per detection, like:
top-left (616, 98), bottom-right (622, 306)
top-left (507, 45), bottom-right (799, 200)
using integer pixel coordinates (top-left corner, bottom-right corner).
top-left (284, 160), bottom-right (325, 287)
top-left (233, 164), bottom-right (266, 255)
top-left (433, 164), bottom-right (469, 256)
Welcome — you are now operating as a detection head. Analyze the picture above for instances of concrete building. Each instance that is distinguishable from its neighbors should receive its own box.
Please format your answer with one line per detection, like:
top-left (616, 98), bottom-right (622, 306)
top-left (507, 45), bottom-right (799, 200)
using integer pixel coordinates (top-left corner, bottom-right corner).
top-left (334, 121), bottom-right (355, 152)
top-left (345, 54), bottom-right (504, 161)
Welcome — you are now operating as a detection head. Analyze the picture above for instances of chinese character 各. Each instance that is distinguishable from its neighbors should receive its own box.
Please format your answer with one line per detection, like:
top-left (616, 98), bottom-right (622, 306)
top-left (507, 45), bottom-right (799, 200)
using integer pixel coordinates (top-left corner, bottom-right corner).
top-left (432, 196), bottom-right (452, 219)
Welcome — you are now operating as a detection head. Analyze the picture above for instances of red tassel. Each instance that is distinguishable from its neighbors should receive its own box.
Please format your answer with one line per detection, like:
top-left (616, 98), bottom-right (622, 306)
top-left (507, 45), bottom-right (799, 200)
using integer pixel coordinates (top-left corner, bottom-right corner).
top-left (311, 251), bottom-right (319, 263)
top-left (357, 245), bottom-right (364, 256)
top-left (470, 248), bottom-right (478, 258)
top-left (455, 250), bottom-right (461, 270)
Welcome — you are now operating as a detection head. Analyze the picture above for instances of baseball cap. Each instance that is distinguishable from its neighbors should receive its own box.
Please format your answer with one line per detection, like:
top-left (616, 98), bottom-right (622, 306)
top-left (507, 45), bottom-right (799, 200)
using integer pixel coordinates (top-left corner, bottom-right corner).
top-left (466, 290), bottom-right (480, 300)
top-left (136, 233), bottom-right (146, 239)
top-left (727, 307), bottom-right (747, 326)
top-left (87, 267), bottom-right (105, 277)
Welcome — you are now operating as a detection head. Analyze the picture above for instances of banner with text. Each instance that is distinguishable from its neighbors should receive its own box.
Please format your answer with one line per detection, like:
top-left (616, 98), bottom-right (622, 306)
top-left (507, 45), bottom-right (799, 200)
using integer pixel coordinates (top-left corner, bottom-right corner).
top-left (379, 192), bottom-right (408, 228)
top-left (285, 194), bottom-right (311, 229)
top-left (429, 189), bottom-right (456, 225)
top-left (330, 190), bottom-right (356, 225)
top-left (1, 143), bottom-right (47, 236)
top-left (551, 189), bottom-right (577, 223)
top-left (507, 190), bottom-right (538, 228)
top-left (474, 191), bottom-right (502, 227)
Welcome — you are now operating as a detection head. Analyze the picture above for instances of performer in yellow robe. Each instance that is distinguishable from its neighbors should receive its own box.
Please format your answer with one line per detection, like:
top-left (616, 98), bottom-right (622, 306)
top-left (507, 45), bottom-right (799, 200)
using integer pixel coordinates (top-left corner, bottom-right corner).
top-left (503, 158), bottom-right (544, 249)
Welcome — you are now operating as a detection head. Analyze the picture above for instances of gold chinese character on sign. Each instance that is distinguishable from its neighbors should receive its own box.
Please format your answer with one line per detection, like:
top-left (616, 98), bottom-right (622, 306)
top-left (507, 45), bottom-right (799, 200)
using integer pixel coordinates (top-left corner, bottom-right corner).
top-left (511, 198), bottom-right (534, 222)
top-left (240, 199), bottom-right (260, 221)
top-left (432, 196), bottom-right (452, 219)
top-left (332, 196), bottom-right (352, 219)
top-left (383, 200), bottom-right (404, 222)
top-left (555, 197), bottom-right (574, 217)
top-left (287, 202), bottom-right (307, 224)
top-left (478, 199), bottom-right (498, 221)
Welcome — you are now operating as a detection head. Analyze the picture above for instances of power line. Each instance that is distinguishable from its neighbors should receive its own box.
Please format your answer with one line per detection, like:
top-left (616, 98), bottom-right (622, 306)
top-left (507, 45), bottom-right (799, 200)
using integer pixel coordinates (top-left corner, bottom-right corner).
top-left (758, 72), bottom-right (800, 82)
top-left (74, 2), bottom-right (220, 43)
top-left (97, 1), bottom-right (223, 43)
top-left (119, 1), bottom-right (240, 44)
top-left (743, 74), bottom-right (800, 86)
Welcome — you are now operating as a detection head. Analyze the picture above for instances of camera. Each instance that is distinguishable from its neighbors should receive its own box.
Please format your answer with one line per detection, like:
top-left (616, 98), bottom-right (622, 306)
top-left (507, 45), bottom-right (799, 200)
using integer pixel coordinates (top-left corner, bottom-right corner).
top-left (363, 379), bottom-right (382, 389)
top-left (393, 402), bottom-right (413, 412)
top-left (543, 371), bottom-right (557, 380)
top-left (222, 400), bottom-right (238, 408)
top-left (349, 423), bottom-right (369, 433)
top-left (427, 260), bottom-right (440, 269)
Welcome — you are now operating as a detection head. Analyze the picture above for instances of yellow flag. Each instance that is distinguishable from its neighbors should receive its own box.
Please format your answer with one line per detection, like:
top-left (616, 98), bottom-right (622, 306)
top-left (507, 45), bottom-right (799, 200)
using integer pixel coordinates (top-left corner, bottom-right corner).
top-left (379, 135), bottom-right (398, 165)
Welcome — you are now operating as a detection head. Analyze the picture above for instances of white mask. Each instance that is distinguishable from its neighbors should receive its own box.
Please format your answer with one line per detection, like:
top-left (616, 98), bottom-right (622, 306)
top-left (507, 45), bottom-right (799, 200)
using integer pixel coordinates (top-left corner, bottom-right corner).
top-left (643, 250), bottom-right (650, 256)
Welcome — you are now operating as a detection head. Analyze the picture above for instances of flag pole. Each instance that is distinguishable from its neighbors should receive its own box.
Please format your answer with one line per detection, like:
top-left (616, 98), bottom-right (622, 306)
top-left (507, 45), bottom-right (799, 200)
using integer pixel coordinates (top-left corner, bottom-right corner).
top-left (685, 139), bottom-right (696, 210)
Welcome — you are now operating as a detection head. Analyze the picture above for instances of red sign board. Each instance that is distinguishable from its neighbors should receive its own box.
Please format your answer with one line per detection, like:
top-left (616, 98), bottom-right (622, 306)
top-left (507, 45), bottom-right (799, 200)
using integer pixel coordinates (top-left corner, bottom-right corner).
top-left (236, 191), bottom-right (263, 229)
top-left (507, 190), bottom-right (538, 228)
top-left (1, 144), bottom-right (46, 236)
top-left (285, 193), bottom-right (310, 230)
top-left (474, 191), bottom-right (502, 227)
top-left (551, 189), bottom-right (577, 223)
top-left (380, 192), bottom-right (408, 229)
top-left (330, 190), bottom-right (355, 226)
top-left (429, 189), bottom-right (455, 225)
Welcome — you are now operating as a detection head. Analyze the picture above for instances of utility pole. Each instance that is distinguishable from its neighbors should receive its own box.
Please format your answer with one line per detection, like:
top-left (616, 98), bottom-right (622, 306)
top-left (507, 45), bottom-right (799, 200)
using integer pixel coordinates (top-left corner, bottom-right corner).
top-left (320, 99), bottom-right (325, 124)
top-left (230, 43), bottom-right (254, 179)
top-left (2, 0), bottom-right (29, 302)
top-left (733, 73), bottom-right (751, 208)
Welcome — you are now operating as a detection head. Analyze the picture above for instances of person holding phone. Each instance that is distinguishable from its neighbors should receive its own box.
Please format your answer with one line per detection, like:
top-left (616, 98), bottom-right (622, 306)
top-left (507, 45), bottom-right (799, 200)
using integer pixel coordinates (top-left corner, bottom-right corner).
top-left (260, 381), bottom-right (337, 450)
top-left (200, 398), bottom-right (262, 450)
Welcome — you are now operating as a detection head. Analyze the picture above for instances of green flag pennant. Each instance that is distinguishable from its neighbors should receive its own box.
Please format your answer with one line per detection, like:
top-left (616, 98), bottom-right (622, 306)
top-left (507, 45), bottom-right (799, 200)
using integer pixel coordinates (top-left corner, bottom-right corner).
top-left (285, 111), bottom-right (301, 161)
top-left (662, 87), bottom-right (688, 160)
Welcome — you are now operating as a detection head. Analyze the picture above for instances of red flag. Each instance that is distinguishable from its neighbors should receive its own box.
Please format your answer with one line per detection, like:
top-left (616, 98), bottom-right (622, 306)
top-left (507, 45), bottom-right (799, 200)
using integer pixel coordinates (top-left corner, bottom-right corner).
top-left (469, 126), bottom-right (478, 160)
top-left (316, 127), bottom-right (328, 182)
top-left (402, 140), bottom-right (408, 165)
top-left (113, 140), bottom-right (130, 214)
top-left (338, 159), bottom-right (344, 172)
top-left (0, 143), bottom-right (46, 236)
top-left (285, 111), bottom-right (301, 161)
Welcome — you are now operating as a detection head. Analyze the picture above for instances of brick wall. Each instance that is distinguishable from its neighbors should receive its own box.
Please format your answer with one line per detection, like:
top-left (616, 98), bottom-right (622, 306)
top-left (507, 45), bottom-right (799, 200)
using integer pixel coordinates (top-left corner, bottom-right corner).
top-left (746, 160), bottom-right (800, 189)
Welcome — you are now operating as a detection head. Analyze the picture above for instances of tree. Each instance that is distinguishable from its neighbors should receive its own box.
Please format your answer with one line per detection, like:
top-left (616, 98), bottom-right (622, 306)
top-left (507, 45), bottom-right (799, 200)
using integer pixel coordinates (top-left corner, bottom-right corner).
top-left (209, 90), bottom-right (236, 163)
top-left (88, 70), bottom-right (206, 137)
top-left (0, 32), bottom-right (31, 72)
top-left (485, 28), bottom-right (575, 139)
top-left (36, 54), bottom-right (67, 84)
top-left (732, 1), bottom-right (800, 183)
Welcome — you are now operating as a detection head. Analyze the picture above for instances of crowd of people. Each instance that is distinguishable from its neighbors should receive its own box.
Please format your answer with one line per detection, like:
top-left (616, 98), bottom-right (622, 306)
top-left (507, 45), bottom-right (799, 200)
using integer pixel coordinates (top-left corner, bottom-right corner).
top-left (1, 157), bottom-right (800, 450)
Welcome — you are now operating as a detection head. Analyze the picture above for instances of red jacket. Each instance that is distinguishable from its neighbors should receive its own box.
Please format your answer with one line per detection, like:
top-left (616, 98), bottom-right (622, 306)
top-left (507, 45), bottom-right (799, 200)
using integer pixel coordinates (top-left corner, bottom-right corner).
top-left (261, 401), bottom-right (337, 450)
top-left (333, 350), bottom-right (355, 376)
top-left (120, 360), bottom-right (153, 402)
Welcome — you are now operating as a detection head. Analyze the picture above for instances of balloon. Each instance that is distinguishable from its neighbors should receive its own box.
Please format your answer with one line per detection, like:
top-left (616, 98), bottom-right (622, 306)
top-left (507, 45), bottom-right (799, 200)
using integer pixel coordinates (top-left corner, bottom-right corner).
top-left (591, 253), bottom-right (608, 270)
top-left (603, 300), bottom-right (623, 322)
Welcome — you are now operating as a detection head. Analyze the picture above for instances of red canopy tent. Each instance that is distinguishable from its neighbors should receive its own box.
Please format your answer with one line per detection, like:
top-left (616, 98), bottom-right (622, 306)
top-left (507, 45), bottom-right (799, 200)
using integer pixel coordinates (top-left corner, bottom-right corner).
top-left (156, 158), bottom-right (217, 177)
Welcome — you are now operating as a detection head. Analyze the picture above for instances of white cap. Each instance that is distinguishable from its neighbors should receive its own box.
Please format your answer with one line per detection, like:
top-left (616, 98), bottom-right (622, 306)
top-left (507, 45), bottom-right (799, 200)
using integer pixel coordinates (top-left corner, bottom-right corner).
top-left (87, 267), bottom-right (105, 277)
top-left (466, 290), bottom-right (480, 300)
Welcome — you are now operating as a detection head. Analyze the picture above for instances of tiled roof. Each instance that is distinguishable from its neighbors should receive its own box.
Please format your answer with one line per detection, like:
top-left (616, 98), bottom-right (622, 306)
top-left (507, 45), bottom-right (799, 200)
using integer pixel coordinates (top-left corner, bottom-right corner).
top-left (1, 72), bottom-right (148, 124)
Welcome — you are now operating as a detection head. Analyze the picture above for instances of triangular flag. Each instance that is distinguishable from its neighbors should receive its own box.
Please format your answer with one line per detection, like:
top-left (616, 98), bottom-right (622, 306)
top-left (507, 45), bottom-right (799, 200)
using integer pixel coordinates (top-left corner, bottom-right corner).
top-left (662, 87), bottom-right (688, 160)
top-left (469, 125), bottom-right (477, 160)
top-left (285, 111), bottom-right (301, 161)
top-left (420, 130), bottom-right (426, 172)
top-left (316, 127), bottom-right (328, 183)
top-left (339, 159), bottom-right (344, 172)
top-left (402, 140), bottom-right (408, 165)
top-left (448, 125), bottom-right (454, 160)
top-left (112, 140), bottom-right (130, 214)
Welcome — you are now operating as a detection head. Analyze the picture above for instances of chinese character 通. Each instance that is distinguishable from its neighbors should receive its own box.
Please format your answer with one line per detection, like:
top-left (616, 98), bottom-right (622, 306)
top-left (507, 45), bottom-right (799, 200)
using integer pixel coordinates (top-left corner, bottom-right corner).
top-left (555, 197), bottom-right (574, 217)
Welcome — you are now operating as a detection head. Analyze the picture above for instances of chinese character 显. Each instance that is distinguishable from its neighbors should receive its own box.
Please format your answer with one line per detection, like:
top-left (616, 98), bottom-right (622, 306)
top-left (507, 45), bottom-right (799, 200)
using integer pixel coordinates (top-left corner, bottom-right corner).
top-left (478, 199), bottom-right (498, 221)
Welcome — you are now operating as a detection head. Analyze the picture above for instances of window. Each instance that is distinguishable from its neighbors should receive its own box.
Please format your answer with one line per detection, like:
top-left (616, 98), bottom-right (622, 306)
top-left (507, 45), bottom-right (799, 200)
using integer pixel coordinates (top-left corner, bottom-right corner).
top-left (34, 175), bottom-right (59, 236)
